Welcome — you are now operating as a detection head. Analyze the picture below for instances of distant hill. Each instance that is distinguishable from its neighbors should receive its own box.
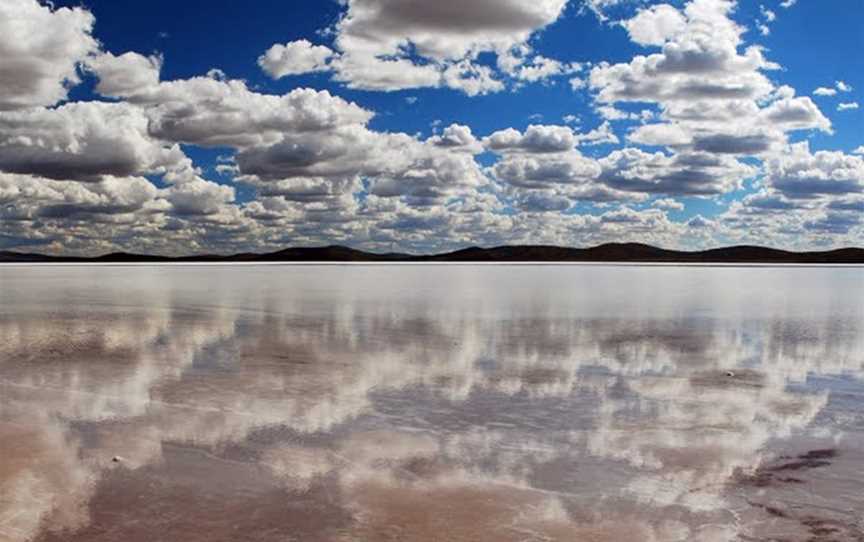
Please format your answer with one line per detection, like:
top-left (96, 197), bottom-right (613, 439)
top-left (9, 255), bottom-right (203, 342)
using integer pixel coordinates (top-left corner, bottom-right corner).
top-left (2, 243), bottom-right (864, 264)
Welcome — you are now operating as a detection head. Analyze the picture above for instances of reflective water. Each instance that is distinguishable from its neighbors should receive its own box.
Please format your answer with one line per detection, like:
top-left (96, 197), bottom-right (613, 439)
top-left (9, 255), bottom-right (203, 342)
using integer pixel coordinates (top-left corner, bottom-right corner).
top-left (0, 265), bottom-right (862, 542)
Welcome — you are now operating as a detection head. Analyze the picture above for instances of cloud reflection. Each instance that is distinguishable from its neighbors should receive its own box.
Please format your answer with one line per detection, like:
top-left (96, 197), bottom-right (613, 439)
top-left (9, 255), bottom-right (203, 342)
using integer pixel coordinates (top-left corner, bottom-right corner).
top-left (0, 266), bottom-right (862, 541)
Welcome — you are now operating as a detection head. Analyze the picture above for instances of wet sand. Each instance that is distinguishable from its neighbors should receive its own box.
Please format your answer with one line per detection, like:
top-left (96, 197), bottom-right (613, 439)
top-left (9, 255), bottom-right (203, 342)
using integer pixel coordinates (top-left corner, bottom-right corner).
top-left (1, 265), bottom-right (862, 541)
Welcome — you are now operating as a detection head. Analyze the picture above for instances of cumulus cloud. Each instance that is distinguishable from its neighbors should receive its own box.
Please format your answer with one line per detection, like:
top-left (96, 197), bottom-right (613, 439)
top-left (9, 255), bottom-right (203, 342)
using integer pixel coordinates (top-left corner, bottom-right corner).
top-left (597, 105), bottom-right (654, 122)
top-left (623, 4), bottom-right (688, 46)
top-left (491, 151), bottom-right (601, 189)
top-left (761, 95), bottom-right (832, 132)
top-left (598, 148), bottom-right (755, 196)
top-left (440, 59), bottom-right (506, 96)
top-left (763, 142), bottom-right (864, 200)
top-left (803, 212), bottom-right (860, 234)
top-left (491, 151), bottom-right (640, 212)
top-left (483, 124), bottom-right (645, 210)
top-left (653, 197), bottom-right (685, 211)
top-left (569, 77), bottom-right (587, 91)
top-left (592, 0), bottom-right (777, 107)
top-left (0, 0), bottom-right (99, 111)
top-left (235, 122), bottom-right (487, 209)
top-left (482, 121), bottom-right (616, 153)
top-left (125, 75), bottom-right (374, 149)
top-left (588, 0), bottom-right (834, 204)
top-left (334, 0), bottom-right (567, 61)
top-left (1, 173), bottom-right (161, 220)
top-left (0, 168), bottom-right (239, 254)
top-left (588, 0), bottom-right (819, 163)
top-left (722, 143), bottom-right (864, 248)
top-left (428, 124), bottom-right (484, 153)
top-left (164, 175), bottom-right (236, 217)
top-left (0, 0), bottom-right (861, 255)
top-left (258, 40), bottom-right (335, 78)
top-left (87, 52), bottom-right (162, 98)
top-left (629, 123), bottom-right (692, 147)
top-left (575, 121), bottom-right (620, 146)
top-left (513, 55), bottom-right (574, 82)
top-left (838, 102), bottom-right (859, 111)
top-left (828, 198), bottom-right (864, 212)
top-left (257, 0), bottom-right (571, 94)
top-left (0, 102), bottom-right (186, 182)
top-left (484, 125), bottom-right (577, 154)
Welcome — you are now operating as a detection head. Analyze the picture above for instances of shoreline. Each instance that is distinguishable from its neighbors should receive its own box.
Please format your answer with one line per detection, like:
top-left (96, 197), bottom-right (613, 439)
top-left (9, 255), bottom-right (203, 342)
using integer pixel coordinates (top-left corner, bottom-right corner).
top-left (2, 261), bottom-right (863, 268)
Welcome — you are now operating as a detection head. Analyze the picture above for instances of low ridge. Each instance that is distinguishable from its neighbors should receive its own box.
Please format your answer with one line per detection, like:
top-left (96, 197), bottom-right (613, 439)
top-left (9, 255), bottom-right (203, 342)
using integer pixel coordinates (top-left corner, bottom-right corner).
top-left (2, 243), bottom-right (863, 264)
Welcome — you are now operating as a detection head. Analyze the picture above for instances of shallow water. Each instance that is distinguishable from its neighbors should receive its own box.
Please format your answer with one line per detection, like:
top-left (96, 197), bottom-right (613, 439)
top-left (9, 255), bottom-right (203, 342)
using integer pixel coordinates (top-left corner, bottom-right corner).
top-left (0, 265), bottom-right (862, 542)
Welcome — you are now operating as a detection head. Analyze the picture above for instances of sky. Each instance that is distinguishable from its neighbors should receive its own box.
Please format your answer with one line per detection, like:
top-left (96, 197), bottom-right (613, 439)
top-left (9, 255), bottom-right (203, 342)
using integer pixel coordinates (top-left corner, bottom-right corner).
top-left (0, 0), bottom-right (862, 256)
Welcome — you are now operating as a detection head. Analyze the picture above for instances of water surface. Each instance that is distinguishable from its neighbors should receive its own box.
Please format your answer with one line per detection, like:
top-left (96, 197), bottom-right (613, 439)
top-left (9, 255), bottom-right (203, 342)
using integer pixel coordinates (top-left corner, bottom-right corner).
top-left (1, 265), bottom-right (862, 541)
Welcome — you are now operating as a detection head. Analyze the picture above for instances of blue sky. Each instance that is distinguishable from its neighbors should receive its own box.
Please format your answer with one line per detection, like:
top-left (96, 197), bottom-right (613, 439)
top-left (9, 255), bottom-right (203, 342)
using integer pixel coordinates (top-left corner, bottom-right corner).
top-left (1, 0), bottom-right (863, 255)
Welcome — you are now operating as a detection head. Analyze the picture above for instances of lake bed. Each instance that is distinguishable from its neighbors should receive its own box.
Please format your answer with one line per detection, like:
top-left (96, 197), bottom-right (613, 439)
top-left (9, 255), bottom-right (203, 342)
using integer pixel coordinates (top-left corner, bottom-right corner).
top-left (1, 265), bottom-right (862, 541)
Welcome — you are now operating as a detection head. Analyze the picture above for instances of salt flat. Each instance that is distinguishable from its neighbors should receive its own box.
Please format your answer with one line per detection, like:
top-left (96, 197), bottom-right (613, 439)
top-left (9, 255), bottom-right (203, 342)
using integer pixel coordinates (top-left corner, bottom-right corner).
top-left (1, 265), bottom-right (862, 541)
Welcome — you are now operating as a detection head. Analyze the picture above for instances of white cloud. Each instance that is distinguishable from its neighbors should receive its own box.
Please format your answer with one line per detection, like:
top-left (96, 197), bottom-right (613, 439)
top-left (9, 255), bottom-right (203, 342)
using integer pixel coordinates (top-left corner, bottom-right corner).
top-left (629, 123), bottom-right (692, 147)
top-left (569, 77), bottom-right (587, 91)
top-left (592, 0), bottom-right (777, 106)
top-left (258, 40), bottom-right (335, 78)
top-left (496, 45), bottom-right (576, 83)
top-left (813, 87), bottom-right (837, 97)
top-left (235, 122), bottom-right (488, 209)
top-left (623, 4), bottom-right (688, 46)
top-left (587, 0), bottom-right (833, 201)
top-left (514, 56), bottom-right (574, 83)
top-left (597, 105), bottom-right (654, 121)
top-left (761, 95), bottom-right (832, 132)
top-left (126, 75), bottom-right (374, 149)
top-left (763, 142), bottom-right (864, 199)
top-left (598, 148), bottom-right (755, 196)
top-left (428, 124), bottom-right (483, 153)
top-left (259, 0), bottom-right (570, 95)
top-left (484, 125), bottom-right (577, 154)
top-left (1, 174), bottom-right (161, 218)
top-left (0, 0), bottom-right (99, 110)
top-left (653, 197), bottom-right (685, 210)
top-left (756, 4), bottom-right (776, 36)
top-left (575, 121), bottom-right (621, 146)
top-left (1, 0), bottom-right (860, 254)
top-left (164, 175), bottom-right (236, 217)
top-left (331, 54), bottom-right (442, 92)
top-left (441, 59), bottom-right (505, 96)
top-left (838, 102), bottom-right (859, 111)
top-left (87, 52), bottom-right (162, 98)
top-left (492, 151), bottom-right (601, 188)
top-left (836, 80), bottom-right (853, 92)
top-left (582, 0), bottom-right (629, 21)
top-left (484, 124), bottom-right (636, 210)
top-left (334, 0), bottom-right (567, 61)
top-left (0, 102), bottom-right (186, 182)
top-left (489, 149), bottom-right (634, 211)
top-left (779, 0), bottom-right (797, 8)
